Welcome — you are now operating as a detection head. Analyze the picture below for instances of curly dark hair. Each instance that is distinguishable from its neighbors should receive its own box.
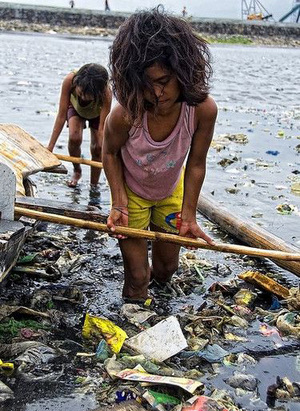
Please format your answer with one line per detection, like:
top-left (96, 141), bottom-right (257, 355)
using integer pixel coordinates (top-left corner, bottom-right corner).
top-left (72, 63), bottom-right (108, 104)
top-left (110, 6), bottom-right (212, 124)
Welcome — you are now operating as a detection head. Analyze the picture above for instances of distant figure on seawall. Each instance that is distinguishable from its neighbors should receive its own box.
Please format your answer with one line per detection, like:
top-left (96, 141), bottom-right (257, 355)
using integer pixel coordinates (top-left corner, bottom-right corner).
top-left (105, 0), bottom-right (111, 12)
top-left (69, 0), bottom-right (75, 8)
top-left (182, 6), bottom-right (187, 17)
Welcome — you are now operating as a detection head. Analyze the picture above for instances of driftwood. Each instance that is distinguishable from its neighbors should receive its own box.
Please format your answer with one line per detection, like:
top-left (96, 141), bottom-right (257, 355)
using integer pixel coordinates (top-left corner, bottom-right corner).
top-left (198, 194), bottom-right (300, 277)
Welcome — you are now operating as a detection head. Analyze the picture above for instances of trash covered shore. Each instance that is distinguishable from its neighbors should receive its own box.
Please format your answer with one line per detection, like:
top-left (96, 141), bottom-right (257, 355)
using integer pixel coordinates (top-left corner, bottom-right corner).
top-left (0, 32), bottom-right (299, 411)
top-left (0, 214), bottom-right (299, 411)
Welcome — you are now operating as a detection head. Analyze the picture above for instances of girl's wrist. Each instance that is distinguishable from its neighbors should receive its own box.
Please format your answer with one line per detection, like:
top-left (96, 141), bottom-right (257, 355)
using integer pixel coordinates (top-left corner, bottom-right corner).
top-left (112, 205), bottom-right (128, 216)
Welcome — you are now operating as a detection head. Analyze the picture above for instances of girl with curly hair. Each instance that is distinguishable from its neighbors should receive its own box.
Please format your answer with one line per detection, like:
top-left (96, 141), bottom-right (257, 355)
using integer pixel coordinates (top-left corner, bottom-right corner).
top-left (103, 7), bottom-right (217, 302)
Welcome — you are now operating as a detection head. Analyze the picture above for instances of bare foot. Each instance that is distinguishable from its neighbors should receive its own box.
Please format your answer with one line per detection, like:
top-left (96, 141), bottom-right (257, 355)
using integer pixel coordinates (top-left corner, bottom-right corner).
top-left (67, 171), bottom-right (81, 188)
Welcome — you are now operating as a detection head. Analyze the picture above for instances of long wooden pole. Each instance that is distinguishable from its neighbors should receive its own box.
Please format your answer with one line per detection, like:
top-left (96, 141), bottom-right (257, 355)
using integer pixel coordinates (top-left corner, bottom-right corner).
top-left (54, 154), bottom-right (103, 169)
top-left (14, 207), bottom-right (300, 261)
top-left (198, 194), bottom-right (300, 277)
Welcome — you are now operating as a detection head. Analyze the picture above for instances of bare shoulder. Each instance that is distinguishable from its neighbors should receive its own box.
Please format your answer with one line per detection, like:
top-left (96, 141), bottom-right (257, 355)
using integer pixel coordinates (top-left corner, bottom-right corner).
top-left (195, 95), bottom-right (218, 123)
top-left (60, 72), bottom-right (75, 94)
top-left (106, 103), bottom-right (131, 136)
top-left (63, 72), bottom-right (75, 86)
top-left (104, 85), bottom-right (113, 101)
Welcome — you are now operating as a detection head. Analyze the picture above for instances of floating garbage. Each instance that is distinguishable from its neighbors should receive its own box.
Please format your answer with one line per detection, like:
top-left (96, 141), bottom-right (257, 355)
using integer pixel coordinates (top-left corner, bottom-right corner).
top-left (116, 389), bottom-right (138, 404)
top-left (269, 295), bottom-right (281, 310)
top-left (143, 389), bottom-right (181, 410)
top-left (238, 270), bottom-right (290, 299)
top-left (218, 157), bottom-right (238, 168)
top-left (276, 203), bottom-right (295, 215)
top-left (91, 400), bottom-right (146, 411)
top-left (211, 133), bottom-right (248, 152)
top-left (225, 372), bottom-right (258, 391)
top-left (259, 323), bottom-right (283, 347)
top-left (277, 130), bottom-right (285, 137)
top-left (14, 343), bottom-right (63, 366)
top-left (120, 304), bottom-right (157, 325)
top-left (285, 287), bottom-right (300, 311)
top-left (291, 181), bottom-right (300, 195)
top-left (1, 196), bottom-right (299, 411)
top-left (182, 395), bottom-right (227, 411)
top-left (181, 344), bottom-right (229, 363)
top-left (125, 316), bottom-right (188, 362)
top-left (223, 353), bottom-right (256, 367)
top-left (0, 359), bottom-right (14, 372)
top-left (115, 365), bottom-right (203, 394)
top-left (233, 288), bottom-right (257, 307)
top-left (12, 265), bottom-right (61, 281)
top-left (276, 312), bottom-right (300, 337)
top-left (0, 380), bottom-right (14, 403)
top-left (0, 304), bottom-right (50, 322)
top-left (95, 339), bottom-right (111, 361)
top-left (267, 376), bottom-right (300, 407)
top-left (82, 313), bottom-right (128, 354)
top-left (266, 150), bottom-right (280, 156)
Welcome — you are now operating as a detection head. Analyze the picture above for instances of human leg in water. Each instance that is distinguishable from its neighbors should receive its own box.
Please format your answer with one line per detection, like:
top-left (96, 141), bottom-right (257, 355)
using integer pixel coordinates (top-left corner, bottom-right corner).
top-left (67, 116), bottom-right (84, 187)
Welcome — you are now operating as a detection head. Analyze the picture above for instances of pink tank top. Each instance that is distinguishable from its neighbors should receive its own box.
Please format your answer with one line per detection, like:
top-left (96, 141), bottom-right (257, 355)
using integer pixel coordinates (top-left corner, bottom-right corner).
top-left (121, 102), bottom-right (196, 201)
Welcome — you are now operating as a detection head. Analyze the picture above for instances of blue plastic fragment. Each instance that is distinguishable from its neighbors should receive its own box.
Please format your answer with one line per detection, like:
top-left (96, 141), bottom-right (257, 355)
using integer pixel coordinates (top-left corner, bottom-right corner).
top-left (116, 390), bottom-right (137, 403)
top-left (269, 295), bottom-right (281, 310)
top-left (266, 150), bottom-right (280, 156)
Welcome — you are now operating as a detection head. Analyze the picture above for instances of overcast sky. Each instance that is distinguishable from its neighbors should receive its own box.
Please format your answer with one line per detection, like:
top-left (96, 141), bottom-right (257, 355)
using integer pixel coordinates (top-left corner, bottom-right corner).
top-left (6, 1), bottom-right (297, 21)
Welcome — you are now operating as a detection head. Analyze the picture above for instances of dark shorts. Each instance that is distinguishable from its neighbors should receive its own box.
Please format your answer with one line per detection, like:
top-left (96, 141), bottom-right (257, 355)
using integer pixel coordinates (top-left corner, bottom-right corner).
top-left (67, 105), bottom-right (100, 130)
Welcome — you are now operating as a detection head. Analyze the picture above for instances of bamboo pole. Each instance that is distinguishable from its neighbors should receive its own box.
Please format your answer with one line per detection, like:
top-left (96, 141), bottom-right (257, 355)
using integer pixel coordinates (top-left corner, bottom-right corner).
top-left (14, 207), bottom-right (300, 261)
top-left (54, 154), bottom-right (103, 169)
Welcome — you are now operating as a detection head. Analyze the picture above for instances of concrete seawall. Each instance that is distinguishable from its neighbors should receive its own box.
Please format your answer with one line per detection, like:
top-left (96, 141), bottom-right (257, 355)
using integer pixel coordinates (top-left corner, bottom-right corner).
top-left (0, 2), bottom-right (299, 39)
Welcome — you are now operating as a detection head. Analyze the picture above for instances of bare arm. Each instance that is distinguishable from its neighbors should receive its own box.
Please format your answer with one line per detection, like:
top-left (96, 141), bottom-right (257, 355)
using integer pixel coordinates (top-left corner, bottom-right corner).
top-left (96, 85), bottom-right (112, 150)
top-left (102, 104), bottom-right (131, 233)
top-left (47, 72), bottom-right (74, 152)
top-left (180, 95), bottom-right (218, 244)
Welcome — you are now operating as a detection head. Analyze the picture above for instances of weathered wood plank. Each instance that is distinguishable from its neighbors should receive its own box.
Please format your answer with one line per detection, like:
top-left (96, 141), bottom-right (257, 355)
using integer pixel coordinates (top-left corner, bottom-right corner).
top-left (15, 196), bottom-right (107, 223)
top-left (0, 220), bottom-right (26, 283)
top-left (0, 163), bottom-right (16, 220)
top-left (0, 124), bottom-right (61, 172)
top-left (198, 194), bottom-right (300, 276)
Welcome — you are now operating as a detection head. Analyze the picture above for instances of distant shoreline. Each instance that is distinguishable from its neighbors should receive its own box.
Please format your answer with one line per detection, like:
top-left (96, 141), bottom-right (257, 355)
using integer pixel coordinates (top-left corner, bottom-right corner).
top-left (0, 19), bottom-right (299, 47)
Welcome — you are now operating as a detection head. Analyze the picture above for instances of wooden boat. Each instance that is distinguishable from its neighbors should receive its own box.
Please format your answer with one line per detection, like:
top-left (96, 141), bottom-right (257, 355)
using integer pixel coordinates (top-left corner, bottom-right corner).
top-left (0, 123), bottom-right (62, 282)
top-left (0, 177), bottom-right (36, 283)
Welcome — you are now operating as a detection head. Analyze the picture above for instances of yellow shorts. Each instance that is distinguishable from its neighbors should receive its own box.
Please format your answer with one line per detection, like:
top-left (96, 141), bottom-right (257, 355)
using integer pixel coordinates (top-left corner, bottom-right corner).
top-left (125, 172), bottom-right (184, 234)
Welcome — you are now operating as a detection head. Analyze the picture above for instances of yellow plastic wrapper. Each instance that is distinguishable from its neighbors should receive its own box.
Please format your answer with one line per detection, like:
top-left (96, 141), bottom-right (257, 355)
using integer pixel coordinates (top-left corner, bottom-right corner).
top-left (0, 359), bottom-right (14, 371)
top-left (82, 313), bottom-right (128, 354)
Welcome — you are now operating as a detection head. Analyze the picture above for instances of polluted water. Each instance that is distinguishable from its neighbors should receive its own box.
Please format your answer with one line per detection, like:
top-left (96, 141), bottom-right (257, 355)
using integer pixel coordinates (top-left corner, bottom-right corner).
top-left (0, 32), bottom-right (299, 411)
